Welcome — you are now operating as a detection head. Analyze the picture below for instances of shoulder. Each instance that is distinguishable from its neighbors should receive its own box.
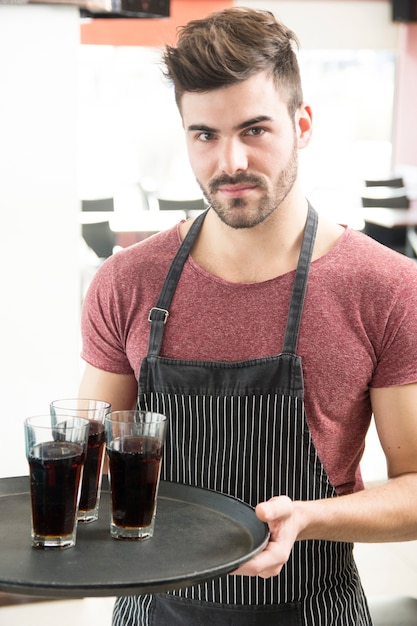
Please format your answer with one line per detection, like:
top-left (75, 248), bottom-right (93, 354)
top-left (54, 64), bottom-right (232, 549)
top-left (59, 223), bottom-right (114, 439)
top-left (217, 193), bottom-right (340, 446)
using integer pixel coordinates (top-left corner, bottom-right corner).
top-left (316, 226), bottom-right (417, 282)
top-left (309, 226), bottom-right (417, 327)
top-left (346, 229), bottom-right (417, 302)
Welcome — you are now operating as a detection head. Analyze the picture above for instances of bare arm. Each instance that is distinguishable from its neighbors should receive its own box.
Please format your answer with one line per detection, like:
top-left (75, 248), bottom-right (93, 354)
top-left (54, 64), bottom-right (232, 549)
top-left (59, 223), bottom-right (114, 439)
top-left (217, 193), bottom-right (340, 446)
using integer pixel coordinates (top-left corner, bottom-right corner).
top-left (235, 383), bottom-right (417, 578)
top-left (78, 363), bottom-right (137, 475)
top-left (79, 363), bottom-right (138, 412)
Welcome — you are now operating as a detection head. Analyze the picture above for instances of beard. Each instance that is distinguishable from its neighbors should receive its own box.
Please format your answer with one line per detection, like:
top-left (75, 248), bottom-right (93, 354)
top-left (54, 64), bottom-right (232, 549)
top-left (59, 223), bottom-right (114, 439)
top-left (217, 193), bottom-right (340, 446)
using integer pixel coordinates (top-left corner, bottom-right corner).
top-left (197, 139), bottom-right (298, 230)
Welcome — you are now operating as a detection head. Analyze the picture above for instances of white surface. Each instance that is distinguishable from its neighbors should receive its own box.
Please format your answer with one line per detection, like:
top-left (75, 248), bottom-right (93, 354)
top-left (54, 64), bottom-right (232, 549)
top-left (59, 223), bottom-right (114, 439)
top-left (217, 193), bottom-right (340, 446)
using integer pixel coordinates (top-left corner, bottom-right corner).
top-left (237, 1), bottom-right (399, 50)
top-left (0, 6), bottom-right (81, 478)
top-left (0, 597), bottom-right (115, 626)
top-left (109, 210), bottom-right (186, 232)
top-left (362, 206), bottom-right (417, 227)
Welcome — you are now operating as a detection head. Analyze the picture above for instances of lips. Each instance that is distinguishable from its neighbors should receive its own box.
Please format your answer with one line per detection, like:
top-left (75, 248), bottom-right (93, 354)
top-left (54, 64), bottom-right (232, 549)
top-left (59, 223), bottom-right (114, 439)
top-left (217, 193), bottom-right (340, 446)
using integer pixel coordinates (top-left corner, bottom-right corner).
top-left (209, 174), bottom-right (264, 197)
top-left (219, 183), bottom-right (255, 192)
top-left (216, 183), bottom-right (258, 198)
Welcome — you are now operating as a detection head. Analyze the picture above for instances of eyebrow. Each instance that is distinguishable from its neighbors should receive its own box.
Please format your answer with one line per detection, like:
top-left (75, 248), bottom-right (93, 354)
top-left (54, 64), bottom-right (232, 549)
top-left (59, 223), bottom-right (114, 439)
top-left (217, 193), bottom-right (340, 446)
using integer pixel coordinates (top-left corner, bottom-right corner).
top-left (187, 115), bottom-right (273, 134)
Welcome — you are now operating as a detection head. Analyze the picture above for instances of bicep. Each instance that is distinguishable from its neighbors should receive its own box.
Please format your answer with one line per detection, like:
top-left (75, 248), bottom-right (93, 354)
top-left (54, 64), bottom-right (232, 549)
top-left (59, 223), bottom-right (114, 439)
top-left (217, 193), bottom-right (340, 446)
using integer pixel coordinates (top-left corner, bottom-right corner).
top-left (79, 363), bottom-right (138, 412)
top-left (371, 383), bottom-right (417, 478)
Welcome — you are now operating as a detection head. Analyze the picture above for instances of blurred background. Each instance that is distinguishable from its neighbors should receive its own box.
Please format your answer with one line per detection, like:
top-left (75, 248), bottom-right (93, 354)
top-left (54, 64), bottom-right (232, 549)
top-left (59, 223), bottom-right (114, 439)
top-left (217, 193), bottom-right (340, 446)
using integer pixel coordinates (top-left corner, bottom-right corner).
top-left (1, 0), bottom-right (417, 621)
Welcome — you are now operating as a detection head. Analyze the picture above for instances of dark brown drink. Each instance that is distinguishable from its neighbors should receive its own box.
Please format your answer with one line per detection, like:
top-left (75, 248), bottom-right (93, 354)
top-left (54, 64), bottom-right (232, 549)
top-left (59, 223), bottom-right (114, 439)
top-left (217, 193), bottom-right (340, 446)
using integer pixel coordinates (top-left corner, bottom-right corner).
top-left (107, 436), bottom-right (162, 528)
top-left (78, 420), bottom-right (106, 512)
top-left (28, 441), bottom-right (85, 538)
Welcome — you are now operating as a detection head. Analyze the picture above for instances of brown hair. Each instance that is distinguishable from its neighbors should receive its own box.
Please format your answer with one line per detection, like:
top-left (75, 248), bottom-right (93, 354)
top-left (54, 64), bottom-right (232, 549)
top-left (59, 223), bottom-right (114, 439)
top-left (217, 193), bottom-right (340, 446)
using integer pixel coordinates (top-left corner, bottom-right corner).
top-left (163, 7), bottom-right (303, 116)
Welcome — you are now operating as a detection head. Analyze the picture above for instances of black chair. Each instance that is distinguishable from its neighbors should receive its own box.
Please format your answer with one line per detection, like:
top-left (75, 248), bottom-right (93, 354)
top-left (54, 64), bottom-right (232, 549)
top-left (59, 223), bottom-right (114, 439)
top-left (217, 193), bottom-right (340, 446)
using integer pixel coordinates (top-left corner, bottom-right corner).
top-left (365, 176), bottom-right (405, 188)
top-left (157, 198), bottom-right (207, 219)
top-left (81, 198), bottom-right (116, 259)
top-left (361, 186), bottom-right (410, 209)
top-left (361, 187), bottom-right (410, 252)
top-left (81, 197), bottom-right (114, 212)
top-left (82, 221), bottom-right (116, 259)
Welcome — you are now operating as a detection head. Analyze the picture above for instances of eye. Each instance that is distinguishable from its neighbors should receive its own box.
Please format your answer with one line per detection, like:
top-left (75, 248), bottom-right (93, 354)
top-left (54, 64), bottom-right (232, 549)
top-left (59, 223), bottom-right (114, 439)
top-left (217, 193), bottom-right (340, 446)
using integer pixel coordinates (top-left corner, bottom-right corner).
top-left (245, 127), bottom-right (265, 137)
top-left (197, 131), bottom-right (216, 142)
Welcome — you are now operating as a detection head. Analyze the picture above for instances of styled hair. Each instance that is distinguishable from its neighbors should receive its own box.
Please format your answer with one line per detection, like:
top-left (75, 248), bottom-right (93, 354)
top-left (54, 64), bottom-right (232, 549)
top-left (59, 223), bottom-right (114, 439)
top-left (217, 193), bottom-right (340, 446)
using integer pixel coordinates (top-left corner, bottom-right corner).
top-left (163, 7), bottom-right (303, 116)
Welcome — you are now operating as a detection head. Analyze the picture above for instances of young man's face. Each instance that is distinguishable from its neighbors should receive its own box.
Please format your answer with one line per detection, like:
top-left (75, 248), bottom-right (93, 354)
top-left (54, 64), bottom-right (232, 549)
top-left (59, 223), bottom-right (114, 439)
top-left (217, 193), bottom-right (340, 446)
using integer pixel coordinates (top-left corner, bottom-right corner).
top-left (181, 71), bottom-right (312, 229)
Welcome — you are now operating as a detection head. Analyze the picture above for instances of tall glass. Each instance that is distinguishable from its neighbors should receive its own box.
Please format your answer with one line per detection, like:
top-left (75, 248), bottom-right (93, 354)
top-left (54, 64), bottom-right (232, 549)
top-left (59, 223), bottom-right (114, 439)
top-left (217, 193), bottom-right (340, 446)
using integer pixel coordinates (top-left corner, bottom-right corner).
top-left (105, 410), bottom-right (167, 540)
top-left (50, 399), bottom-right (111, 523)
top-left (24, 414), bottom-right (89, 549)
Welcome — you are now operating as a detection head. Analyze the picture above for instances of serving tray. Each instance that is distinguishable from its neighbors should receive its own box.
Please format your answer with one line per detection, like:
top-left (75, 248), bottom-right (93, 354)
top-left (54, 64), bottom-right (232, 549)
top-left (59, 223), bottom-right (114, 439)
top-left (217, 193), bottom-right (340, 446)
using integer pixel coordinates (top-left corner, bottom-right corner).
top-left (0, 476), bottom-right (269, 598)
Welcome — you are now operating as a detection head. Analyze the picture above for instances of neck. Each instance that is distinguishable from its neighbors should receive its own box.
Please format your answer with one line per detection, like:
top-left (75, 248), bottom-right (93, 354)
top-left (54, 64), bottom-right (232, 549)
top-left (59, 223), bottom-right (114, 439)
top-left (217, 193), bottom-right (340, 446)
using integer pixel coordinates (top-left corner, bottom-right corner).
top-left (184, 194), bottom-right (312, 283)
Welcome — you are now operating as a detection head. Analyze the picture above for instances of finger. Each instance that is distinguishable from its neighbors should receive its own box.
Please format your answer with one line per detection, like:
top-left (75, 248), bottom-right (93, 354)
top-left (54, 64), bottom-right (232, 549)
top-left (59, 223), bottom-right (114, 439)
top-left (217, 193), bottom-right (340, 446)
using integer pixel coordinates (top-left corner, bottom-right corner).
top-left (231, 560), bottom-right (284, 578)
top-left (255, 495), bottom-right (293, 524)
top-left (230, 538), bottom-right (291, 578)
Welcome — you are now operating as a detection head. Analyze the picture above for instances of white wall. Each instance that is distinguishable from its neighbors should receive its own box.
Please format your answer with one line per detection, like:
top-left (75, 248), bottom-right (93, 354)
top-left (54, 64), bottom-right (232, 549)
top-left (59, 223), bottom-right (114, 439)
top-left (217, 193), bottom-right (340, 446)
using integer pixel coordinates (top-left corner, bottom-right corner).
top-left (238, 0), bottom-right (399, 50)
top-left (0, 5), bottom-right (81, 477)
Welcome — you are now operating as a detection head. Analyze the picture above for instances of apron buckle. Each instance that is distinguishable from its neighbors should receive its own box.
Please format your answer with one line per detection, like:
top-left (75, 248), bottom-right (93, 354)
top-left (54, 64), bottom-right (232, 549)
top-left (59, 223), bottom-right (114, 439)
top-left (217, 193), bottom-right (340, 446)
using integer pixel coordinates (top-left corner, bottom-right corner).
top-left (148, 307), bottom-right (170, 324)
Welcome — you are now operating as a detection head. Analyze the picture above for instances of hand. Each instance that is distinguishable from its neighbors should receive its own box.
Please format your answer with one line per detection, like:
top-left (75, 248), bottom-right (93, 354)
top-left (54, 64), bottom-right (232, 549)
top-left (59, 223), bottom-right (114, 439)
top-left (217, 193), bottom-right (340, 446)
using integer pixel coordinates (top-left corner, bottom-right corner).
top-left (231, 495), bottom-right (300, 579)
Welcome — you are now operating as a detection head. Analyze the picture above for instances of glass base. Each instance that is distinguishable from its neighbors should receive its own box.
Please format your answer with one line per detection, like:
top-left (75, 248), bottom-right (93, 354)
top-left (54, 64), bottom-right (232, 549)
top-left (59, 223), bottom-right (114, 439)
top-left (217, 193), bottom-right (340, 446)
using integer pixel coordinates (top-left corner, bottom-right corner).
top-left (110, 517), bottom-right (155, 540)
top-left (31, 529), bottom-right (77, 549)
top-left (78, 501), bottom-right (100, 523)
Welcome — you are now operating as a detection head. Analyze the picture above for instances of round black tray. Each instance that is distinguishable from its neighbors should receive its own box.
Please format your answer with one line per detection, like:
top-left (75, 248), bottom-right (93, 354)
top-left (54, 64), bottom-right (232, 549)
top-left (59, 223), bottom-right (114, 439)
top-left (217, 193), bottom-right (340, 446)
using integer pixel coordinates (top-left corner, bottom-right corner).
top-left (0, 476), bottom-right (269, 598)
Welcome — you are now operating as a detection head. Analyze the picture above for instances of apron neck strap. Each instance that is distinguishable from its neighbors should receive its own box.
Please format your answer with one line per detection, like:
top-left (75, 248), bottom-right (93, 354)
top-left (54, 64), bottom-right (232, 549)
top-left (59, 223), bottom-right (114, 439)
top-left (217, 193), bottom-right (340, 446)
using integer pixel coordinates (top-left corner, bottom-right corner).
top-left (147, 209), bottom-right (208, 356)
top-left (282, 202), bottom-right (318, 354)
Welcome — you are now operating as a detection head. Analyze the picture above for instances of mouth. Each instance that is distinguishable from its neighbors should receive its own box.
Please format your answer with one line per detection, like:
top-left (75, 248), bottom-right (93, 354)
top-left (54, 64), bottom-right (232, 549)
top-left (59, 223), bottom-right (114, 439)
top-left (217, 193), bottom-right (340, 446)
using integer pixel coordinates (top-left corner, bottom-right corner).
top-left (217, 183), bottom-right (258, 198)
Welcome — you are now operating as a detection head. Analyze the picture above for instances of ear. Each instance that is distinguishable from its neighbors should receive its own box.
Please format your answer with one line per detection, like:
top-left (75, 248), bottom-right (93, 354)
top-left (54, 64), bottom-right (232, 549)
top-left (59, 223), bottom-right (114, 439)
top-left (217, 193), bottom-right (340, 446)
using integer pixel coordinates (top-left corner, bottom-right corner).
top-left (296, 103), bottom-right (313, 149)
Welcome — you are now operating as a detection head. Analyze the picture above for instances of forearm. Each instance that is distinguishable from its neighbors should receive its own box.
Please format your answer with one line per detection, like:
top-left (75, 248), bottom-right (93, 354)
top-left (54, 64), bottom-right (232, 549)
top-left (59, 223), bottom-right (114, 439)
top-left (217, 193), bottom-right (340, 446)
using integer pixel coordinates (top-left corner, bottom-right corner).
top-left (234, 472), bottom-right (417, 578)
top-left (295, 472), bottom-right (417, 543)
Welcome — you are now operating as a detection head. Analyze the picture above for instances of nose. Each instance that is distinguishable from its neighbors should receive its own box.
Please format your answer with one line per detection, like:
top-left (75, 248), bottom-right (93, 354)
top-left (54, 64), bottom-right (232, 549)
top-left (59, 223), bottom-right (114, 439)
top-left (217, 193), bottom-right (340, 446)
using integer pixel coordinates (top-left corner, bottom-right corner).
top-left (217, 137), bottom-right (248, 175)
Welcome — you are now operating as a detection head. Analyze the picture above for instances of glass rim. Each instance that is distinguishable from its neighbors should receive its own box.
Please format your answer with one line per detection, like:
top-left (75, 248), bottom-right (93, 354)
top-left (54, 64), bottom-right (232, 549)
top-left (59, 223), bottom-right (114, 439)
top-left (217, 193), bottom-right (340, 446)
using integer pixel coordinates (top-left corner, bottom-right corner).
top-left (24, 414), bottom-right (90, 429)
top-left (105, 410), bottom-right (167, 423)
top-left (50, 398), bottom-right (111, 410)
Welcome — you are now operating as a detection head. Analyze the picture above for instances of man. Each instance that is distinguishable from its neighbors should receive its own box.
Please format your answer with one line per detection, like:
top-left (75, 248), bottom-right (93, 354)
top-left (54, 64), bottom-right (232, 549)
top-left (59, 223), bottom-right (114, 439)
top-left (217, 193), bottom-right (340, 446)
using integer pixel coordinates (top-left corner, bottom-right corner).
top-left (79, 7), bottom-right (417, 625)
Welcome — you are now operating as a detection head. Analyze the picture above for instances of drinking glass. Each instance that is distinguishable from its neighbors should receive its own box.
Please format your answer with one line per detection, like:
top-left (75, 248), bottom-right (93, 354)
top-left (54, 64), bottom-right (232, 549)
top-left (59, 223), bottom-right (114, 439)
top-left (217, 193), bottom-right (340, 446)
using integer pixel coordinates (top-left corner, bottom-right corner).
top-left (105, 410), bottom-right (167, 540)
top-left (50, 398), bottom-right (111, 523)
top-left (24, 414), bottom-right (89, 549)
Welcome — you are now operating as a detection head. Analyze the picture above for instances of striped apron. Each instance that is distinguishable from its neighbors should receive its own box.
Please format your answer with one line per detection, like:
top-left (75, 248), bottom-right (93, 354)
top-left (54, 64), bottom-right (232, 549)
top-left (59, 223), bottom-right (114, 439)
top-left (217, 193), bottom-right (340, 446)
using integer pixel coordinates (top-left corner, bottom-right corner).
top-left (112, 205), bottom-right (372, 626)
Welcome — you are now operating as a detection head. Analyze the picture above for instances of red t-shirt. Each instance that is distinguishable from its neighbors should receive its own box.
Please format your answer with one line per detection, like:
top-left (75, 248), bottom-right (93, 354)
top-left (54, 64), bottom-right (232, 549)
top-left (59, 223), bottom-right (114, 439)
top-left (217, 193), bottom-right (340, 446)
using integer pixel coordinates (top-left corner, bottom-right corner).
top-left (81, 223), bottom-right (417, 495)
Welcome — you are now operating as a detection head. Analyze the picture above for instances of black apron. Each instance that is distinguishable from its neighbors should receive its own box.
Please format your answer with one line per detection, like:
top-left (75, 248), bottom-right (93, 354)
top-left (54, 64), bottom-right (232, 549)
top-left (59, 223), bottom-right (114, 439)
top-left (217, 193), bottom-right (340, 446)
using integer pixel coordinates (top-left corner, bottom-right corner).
top-left (113, 204), bottom-right (372, 626)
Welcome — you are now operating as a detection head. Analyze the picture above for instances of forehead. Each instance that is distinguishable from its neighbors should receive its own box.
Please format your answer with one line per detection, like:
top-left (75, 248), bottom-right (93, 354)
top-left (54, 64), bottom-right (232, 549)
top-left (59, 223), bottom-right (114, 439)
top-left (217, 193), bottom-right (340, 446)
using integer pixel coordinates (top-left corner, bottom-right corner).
top-left (180, 71), bottom-right (290, 128)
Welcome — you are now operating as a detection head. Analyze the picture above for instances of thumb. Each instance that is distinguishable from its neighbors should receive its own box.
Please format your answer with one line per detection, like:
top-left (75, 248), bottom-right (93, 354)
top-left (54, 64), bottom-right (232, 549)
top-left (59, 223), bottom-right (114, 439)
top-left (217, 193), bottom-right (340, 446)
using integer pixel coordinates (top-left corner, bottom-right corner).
top-left (255, 495), bottom-right (293, 524)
